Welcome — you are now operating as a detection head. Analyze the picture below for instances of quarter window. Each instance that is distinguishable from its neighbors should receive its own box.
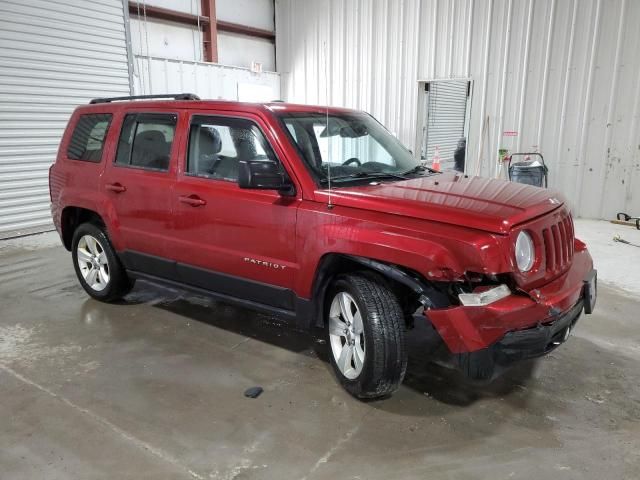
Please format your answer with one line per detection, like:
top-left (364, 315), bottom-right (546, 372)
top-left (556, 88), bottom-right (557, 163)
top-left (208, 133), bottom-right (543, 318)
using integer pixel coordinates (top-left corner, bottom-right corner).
top-left (115, 113), bottom-right (177, 171)
top-left (67, 114), bottom-right (112, 162)
top-left (186, 115), bottom-right (279, 181)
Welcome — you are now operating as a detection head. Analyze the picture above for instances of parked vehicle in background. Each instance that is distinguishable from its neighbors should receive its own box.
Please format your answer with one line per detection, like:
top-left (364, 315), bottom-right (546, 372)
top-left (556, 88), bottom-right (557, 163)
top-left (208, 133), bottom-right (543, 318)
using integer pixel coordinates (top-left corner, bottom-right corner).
top-left (49, 94), bottom-right (597, 399)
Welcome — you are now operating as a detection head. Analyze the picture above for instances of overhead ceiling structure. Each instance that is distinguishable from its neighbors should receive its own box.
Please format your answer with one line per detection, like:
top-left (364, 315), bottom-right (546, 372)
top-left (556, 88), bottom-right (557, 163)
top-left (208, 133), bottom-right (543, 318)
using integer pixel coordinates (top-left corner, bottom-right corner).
top-left (126, 0), bottom-right (275, 63)
top-left (128, 0), bottom-right (280, 103)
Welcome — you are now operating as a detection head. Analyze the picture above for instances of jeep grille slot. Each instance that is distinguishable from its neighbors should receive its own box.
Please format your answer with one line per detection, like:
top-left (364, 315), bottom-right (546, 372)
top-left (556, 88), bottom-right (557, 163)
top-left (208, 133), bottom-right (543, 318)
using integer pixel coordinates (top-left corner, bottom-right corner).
top-left (542, 215), bottom-right (574, 274)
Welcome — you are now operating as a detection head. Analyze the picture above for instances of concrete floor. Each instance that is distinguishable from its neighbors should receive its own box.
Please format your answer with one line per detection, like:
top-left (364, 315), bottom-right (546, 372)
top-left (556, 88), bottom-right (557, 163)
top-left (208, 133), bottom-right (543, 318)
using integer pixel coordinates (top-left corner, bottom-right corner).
top-left (1, 229), bottom-right (639, 480)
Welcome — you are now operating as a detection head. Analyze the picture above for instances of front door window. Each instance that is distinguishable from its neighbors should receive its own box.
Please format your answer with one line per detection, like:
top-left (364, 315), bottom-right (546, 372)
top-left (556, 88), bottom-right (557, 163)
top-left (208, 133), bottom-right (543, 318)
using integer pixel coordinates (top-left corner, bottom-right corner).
top-left (186, 115), bottom-right (280, 181)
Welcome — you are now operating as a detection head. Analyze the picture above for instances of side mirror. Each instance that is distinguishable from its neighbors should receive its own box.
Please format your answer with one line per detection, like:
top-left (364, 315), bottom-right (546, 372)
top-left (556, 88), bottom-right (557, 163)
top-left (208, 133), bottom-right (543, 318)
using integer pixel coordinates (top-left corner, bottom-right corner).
top-left (238, 160), bottom-right (295, 196)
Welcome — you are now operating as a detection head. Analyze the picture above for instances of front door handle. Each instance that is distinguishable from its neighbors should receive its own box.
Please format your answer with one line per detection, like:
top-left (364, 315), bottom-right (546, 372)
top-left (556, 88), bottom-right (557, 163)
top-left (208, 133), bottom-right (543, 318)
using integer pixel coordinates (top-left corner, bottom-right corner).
top-left (179, 195), bottom-right (206, 207)
top-left (105, 182), bottom-right (126, 193)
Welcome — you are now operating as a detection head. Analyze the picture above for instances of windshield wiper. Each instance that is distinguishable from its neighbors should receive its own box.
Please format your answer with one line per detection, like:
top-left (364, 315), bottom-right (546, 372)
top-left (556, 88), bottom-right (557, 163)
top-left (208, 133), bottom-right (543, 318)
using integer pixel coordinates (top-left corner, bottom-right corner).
top-left (321, 171), bottom-right (409, 183)
top-left (402, 164), bottom-right (438, 176)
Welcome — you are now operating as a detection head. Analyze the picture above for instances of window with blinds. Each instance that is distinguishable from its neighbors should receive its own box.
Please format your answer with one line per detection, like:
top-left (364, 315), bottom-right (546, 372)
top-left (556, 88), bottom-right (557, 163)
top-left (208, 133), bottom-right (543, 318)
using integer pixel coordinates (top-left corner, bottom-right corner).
top-left (421, 80), bottom-right (470, 171)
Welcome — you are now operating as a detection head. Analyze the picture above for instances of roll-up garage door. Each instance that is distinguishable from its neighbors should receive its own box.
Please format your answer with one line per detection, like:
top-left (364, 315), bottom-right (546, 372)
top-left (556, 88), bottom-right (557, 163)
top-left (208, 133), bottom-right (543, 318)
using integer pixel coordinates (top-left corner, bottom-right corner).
top-left (0, 0), bottom-right (131, 238)
top-left (422, 80), bottom-right (469, 170)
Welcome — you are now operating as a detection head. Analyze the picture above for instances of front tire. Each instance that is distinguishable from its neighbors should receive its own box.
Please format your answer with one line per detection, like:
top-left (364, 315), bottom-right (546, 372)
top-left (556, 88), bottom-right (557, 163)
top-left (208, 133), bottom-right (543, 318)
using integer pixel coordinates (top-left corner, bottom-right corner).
top-left (326, 273), bottom-right (407, 399)
top-left (71, 223), bottom-right (134, 302)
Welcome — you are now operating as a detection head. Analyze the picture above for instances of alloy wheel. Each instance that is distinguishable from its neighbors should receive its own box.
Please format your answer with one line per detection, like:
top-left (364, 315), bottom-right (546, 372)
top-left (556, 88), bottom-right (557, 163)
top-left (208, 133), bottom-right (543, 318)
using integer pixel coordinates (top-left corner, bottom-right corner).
top-left (76, 234), bottom-right (110, 292)
top-left (328, 291), bottom-right (366, 379)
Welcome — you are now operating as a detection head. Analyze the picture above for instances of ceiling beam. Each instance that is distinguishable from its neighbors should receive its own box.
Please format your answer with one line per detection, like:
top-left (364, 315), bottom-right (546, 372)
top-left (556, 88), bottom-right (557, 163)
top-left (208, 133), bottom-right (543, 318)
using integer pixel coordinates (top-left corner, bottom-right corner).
top-left (128, 2), bottom-right (208, 27)
top-left (217, 20), bottom-right (275, 41)
top-left (127, 1), bottom-right (275, 45)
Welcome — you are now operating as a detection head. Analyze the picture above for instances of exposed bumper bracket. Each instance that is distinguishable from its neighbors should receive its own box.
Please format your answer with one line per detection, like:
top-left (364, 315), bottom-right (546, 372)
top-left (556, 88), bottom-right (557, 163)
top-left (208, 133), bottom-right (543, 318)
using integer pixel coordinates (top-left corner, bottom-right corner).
top-left (583, 269), bottom-right (597, 314)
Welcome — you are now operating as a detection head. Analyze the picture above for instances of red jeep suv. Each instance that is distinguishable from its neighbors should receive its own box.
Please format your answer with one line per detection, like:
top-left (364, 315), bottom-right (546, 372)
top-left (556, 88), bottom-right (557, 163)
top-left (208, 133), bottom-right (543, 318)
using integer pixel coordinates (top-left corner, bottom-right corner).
top-left (49, 94), bottom-right (597, 399)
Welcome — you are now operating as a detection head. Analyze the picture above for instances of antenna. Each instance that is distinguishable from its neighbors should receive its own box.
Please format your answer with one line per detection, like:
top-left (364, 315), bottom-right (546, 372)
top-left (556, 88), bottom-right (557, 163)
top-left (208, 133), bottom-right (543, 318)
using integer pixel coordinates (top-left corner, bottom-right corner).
top-left (324, 7), bottom-right (333, 210)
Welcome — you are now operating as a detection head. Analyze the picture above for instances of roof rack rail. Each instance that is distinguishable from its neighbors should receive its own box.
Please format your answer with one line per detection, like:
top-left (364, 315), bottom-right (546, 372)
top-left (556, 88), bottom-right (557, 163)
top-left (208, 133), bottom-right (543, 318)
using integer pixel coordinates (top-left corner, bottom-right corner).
top-left (89, 93), bottom-right (200, 104)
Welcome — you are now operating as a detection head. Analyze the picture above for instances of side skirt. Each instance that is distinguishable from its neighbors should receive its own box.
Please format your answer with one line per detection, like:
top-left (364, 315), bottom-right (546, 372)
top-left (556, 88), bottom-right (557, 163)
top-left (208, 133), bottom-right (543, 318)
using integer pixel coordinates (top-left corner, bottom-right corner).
top-left (120, 250), bottom-right (314, 330)
top-left (129, 270), bottom-right (300, 321)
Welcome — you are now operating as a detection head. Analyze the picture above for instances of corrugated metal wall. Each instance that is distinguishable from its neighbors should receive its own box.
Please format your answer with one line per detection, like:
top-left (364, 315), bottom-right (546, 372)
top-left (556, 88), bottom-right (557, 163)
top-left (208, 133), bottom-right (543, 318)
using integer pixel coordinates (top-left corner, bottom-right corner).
top-left (0, 0), bottom-right (131, 238)
top-left (276, 0), bottom-right (640, 219)
top-left (133, 55), bottom-right (280, 101)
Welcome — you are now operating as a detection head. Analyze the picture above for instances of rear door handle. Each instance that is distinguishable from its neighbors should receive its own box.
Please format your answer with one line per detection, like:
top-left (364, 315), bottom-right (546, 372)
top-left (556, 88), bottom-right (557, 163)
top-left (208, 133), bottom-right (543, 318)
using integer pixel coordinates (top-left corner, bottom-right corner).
top-left (105, 183), bottom-right (126, 193)
top-left (179, 195), bottom-right (206, 207)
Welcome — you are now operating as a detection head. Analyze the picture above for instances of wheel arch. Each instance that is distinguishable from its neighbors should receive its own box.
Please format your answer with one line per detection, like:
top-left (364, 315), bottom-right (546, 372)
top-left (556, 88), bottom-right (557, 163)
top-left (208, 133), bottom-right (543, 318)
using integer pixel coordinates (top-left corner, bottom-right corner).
top-left (60, 206), bottom-right (105, 250)
top-left (308, 253), bottom-right (450, 328)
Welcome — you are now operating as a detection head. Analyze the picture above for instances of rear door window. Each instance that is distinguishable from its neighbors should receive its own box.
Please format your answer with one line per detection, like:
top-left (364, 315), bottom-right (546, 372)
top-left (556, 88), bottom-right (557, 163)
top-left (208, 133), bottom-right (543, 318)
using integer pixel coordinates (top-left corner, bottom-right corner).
top-left (67, 113), bottom-right (112, 162)
top-left (115, 113), bottom-right (177, 171)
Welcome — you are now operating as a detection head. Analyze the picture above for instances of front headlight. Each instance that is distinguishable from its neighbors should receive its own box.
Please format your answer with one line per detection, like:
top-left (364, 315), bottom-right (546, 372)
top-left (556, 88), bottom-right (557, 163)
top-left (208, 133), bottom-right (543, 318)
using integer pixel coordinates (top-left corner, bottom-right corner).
top-left (515, 231), bottom-right (535, 272)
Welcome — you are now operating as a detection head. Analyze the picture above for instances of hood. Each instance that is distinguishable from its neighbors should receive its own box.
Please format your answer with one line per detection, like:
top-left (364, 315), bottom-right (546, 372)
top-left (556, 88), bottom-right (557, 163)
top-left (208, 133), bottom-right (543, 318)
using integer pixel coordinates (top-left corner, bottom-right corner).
top-left (315, 173), bottom-right (565, 234)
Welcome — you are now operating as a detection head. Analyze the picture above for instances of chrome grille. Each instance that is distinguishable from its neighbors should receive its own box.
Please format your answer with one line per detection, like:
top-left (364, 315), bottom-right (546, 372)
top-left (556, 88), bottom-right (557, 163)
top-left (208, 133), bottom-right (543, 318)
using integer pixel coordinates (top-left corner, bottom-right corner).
top-left (542, 215), bottom-right (574, 274)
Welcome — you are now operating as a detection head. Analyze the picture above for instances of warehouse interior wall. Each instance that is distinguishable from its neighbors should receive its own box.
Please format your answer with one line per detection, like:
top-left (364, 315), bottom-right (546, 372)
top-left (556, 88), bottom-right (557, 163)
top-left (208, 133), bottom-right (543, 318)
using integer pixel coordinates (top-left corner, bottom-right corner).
top-left (129, 0), bottom-right (275, 68)
top-left (132, 55), bottom-right (280, 102)
top-left (130, 0), bottom-right (278, 101)
top-left (276, 0), bottom-right (640, 219)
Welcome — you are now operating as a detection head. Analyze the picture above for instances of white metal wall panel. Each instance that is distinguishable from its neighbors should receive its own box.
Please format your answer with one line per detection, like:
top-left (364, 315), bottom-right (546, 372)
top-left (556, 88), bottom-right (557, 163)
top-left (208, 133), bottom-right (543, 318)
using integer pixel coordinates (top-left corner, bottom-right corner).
top-left (130, 17), bottom-right (204, 62)
top-left (0, 0), bottom-right (131, 238)
top-left (276, 0), bottom-right (640, 219)
top-left (133, 55), bottom-right (280, 101)
top-left (217, 32), bottom-right (276, 72)
top-left (216, 0), bottom-right (275, 32)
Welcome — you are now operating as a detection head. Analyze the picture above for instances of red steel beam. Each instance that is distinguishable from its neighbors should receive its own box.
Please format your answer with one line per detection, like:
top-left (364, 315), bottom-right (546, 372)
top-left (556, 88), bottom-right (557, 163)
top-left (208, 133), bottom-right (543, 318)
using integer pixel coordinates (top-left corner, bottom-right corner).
top-left (200, 0), bottom-right (218, 62)
top-left (128, 1), bottom-right (208, 27)
top-left (217, 20), bottom-right (275, 41)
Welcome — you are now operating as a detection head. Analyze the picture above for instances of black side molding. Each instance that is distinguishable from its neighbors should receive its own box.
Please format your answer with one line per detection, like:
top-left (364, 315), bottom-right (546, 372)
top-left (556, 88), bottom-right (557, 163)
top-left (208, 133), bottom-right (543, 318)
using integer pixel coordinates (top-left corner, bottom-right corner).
top-left (120, 249), bottom-right (299, 317)
top-left (129, 270), bottom-right (298, 321)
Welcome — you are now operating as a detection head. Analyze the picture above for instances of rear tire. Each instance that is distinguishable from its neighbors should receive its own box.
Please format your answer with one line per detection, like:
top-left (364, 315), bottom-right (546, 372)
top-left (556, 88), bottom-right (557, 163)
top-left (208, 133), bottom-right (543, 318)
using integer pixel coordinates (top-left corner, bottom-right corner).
top-left (71, 222), bottom-right (134, 302)
top-left (326, 273), bottom-right (407, 399)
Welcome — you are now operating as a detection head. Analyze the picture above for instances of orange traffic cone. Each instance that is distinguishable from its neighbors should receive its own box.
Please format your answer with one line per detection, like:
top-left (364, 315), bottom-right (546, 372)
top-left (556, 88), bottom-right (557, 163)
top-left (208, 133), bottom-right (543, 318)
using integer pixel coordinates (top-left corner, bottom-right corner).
top-left (431, 146), bottom-right (441, 172)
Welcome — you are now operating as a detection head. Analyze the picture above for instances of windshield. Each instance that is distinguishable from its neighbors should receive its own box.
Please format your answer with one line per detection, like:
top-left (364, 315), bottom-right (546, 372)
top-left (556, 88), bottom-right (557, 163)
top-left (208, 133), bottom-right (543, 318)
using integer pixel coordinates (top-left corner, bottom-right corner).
top-left (279, 112), bottom-right (423, 183)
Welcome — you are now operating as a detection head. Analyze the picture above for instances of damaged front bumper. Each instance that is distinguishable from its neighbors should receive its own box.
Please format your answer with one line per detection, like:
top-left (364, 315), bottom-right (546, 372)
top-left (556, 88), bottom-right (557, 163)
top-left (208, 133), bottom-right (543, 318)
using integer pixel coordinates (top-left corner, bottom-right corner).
top-left (491, 299), bottom-right (583, 365)
top-left (426, 246), bottom-right (595, 379)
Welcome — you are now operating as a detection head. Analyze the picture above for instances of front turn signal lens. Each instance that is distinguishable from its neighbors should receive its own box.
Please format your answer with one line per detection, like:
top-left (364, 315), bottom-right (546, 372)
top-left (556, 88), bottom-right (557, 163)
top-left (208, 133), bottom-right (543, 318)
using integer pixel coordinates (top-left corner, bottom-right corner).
top-left (458, 284), bottom-right (511, 306)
